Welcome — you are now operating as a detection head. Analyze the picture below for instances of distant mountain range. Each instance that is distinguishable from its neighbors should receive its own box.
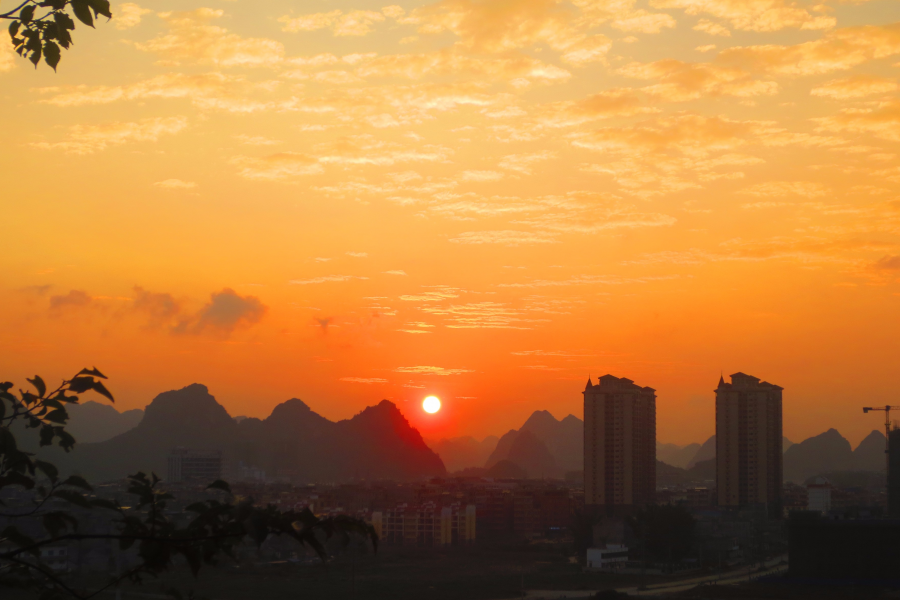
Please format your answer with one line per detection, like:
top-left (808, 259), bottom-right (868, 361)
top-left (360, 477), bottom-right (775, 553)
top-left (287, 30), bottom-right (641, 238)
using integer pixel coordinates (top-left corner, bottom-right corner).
top-left (44, 389), bottom-right (887, 486)
top-left (657, 429), bottom-right (885, 484)
top-left (66, 401), bottom-right (144, 444)
top-left (51, 384), bottom-right (445, 484)
top-left (428, 435), bottom-right (498, 472)
top-left (484, 410), bottom-right (583, 478)
top-left (659, 435), bottom-right (794, 470)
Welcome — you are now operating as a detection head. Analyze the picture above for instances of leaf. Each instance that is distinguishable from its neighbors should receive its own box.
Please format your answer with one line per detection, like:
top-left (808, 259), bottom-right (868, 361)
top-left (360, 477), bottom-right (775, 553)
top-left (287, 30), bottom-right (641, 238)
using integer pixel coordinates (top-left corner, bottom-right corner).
top-left (77, 367), bottom-right (107, 379)
top-left (92, 379), bottom-right (114, 402)
top-left (42, 511), bottom-right (78, 538)
top-left (206, 480), bottom-right (231, 493)
top-left (90, 498), bottom-right (119, 510)
top-left (0, 472), bottom-right (36, 490)
top-left (27, 375), bottom-right (46, 397)
top-left (1, 526), bottom-right (37, 553)
top-left (20, 5), bottom-right (36, 24)
top-left (62, 475), bottom-right (92, 491)
top-left (67, 376), bottom-right (95, 394)
top-left (70, 0), bottom-right (94, 27)
top-left (35, 460), bottom-right (59, 483)
top-left (51, 489), bottom-right (91, 508)
top-left (9, 21), bottom-right (20, 39)
top-left (43, 40), bottom-right (61, 70)
top-left (86, 0), bottom-right (112, 19)
top-left (53, 11), bottom-right (75, 31)
top-left (45, 408), bottom-right (68, 424)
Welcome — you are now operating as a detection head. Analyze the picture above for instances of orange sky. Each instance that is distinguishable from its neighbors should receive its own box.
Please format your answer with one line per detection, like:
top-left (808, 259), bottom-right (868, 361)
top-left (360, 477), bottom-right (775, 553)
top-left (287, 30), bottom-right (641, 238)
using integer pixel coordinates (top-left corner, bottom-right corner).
top-left (2, 0), bottom-right (900, 448)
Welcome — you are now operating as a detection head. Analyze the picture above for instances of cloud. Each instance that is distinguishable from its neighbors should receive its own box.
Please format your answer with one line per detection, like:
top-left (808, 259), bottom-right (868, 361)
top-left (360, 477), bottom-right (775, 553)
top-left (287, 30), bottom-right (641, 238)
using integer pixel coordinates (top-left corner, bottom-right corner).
top-left (31, 117), bottom-right (188, 154)
top-left (811, 75), bottom-right (899, 100)
top-left (611, 10), bottom-right (677, 34)
top-left (394, 366), bottom-right (473, 375)
top-left (739, 181), bottom-right (828, 197)
top-left (279, 10), bottom-right (387, 36)
top-left (236, 135), bottom-right (281, 146)
top-left (873, 256), bottom-right (900, 270)
top-left (650, 0), bottom-right (835, 32)
top-left (618, 59), bottom-right (778, 101)
top-left (132, 286), bottom-right (182, 329)
top-left (173, 288), bottom-right (266, 336)
top-left (422, 302), bottom-right (546, 329)
top-left (461, 170), bottom-right (504, 182)
top-left (498, 152), bottom-right (556, 173)
top-left (694, 19), bottom-right (731, 36)
top-left (115, 3), bottom-right (152, 30)
top-left (229, 152), bottom-right (324, 181)
top-left (498, 274), bottom-right (681, 288)
top-left (347, 251), bottom-right (369, 257)
top-left (400, 286), bottom-right (461, 301)
top-left (717, 23), bottom-right (900, 76)
top-left (49, 290), bottom-right (92, 311)
top-left (449, 230), bottom-right (558, 245)
top-left (137, 8), bottom-right (285, 67)
top-left (384, 270), bottom-right (407, 275)
top-left (814, 99), bottom-right (900, 141)
top-left (537, 89), bottom-right (651, 127)
top-left (340, 377), bottom-right (389, 383)
top-left (289, 275), bottom-right (369, 284)
top-left (0, 39), bottom-right (15, 73)
top-left (36, 73), bottom-right (296, 114)
top-left (154, 179), bottom-right (197, 189)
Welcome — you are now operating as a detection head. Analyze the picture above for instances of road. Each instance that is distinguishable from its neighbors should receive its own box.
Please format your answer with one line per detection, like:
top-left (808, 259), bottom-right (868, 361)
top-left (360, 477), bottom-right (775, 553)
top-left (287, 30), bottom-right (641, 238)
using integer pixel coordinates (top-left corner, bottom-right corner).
top-left (521, 556), bottom-right (788, 599)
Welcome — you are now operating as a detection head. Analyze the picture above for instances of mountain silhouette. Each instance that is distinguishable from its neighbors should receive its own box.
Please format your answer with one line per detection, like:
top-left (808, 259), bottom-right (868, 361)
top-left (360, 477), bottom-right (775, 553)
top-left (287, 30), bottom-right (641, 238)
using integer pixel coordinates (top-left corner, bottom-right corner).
top-left (784, 428), bottom-right (853, 483)
top-left (851, 430), bottom-right (886, 472)
top-left (65, 401), bottom-right (144, 444)
top-left (503, 430), bottom-right (559, 478)
top-left (657, 442), bottom-right (701, 469)
top-left (687, 436), bottom-right (716, 469)
top-left (429, 435), bottom-right (498, 472)
top-left (485, 410), bottom-right (582, 475)
top-left (57, 384), bottom-right (445, 483)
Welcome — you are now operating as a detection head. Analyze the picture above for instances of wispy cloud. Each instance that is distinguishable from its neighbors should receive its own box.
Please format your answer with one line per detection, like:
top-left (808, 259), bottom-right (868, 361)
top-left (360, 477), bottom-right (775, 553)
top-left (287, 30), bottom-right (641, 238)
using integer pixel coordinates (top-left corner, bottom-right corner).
top-left (394, 366), bottom-right (474, 376)
top-left (289, 275), bottom-right (369, 285)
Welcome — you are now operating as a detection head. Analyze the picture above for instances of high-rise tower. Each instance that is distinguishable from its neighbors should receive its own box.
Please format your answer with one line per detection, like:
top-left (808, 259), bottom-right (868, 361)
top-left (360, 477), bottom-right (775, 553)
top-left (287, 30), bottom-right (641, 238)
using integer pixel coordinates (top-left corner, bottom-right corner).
top-left (583, 375), bottom-right (656, 515)
top-left (715, 373), bottom-right (783, 517)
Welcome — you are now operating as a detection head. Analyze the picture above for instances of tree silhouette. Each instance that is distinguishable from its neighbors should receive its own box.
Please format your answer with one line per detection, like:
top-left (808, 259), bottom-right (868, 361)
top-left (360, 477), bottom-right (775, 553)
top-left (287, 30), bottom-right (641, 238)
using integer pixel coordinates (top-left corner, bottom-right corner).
top-left (0, 369), bottom-right (378, 599)
top-left (2, 0), bottom-right (112, 70)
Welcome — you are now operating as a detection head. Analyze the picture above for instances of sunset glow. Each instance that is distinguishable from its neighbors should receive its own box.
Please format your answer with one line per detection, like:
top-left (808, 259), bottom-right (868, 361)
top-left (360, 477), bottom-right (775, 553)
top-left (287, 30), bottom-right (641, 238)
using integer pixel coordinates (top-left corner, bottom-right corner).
top-left (2, 0), bottom-right (900, 448)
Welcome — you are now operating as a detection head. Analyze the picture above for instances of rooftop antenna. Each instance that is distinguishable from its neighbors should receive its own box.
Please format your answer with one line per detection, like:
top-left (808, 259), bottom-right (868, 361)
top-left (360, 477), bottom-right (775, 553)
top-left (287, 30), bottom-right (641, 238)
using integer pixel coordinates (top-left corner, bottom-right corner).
top-left (862, 405), bottom-right (900, 490)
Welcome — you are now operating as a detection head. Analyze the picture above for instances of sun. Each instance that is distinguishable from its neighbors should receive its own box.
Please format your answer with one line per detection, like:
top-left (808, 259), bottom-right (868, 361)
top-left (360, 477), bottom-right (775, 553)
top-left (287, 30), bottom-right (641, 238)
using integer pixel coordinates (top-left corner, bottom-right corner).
top-left (422, 396), bottom-right (441, 414)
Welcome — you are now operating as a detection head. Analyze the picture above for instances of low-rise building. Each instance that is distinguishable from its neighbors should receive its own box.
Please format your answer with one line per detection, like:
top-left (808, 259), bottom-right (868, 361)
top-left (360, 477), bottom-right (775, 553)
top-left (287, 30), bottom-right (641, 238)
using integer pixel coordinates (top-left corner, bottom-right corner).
top-left (371, 502), bottom-right (475, 546)
top-left (586, 544), bottom-right (628, 570)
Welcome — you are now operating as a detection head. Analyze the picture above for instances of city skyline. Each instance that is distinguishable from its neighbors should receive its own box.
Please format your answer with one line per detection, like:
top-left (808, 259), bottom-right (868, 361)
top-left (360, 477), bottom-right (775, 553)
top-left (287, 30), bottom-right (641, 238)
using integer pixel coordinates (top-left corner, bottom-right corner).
top-left (3, 0), bottom-right (900, 448)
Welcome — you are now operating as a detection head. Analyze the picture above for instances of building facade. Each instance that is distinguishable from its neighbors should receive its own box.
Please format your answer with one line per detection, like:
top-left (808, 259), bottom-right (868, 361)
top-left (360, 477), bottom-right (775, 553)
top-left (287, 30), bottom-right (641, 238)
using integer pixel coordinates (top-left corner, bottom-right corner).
top-left (371, 502), bottom-right (476, 546)
top-left (715, 373), bottom-right (783, 516)
top-left (167, 448), bottom-right (223, 483)
top-left (583, 375), bottom-right (656, 514)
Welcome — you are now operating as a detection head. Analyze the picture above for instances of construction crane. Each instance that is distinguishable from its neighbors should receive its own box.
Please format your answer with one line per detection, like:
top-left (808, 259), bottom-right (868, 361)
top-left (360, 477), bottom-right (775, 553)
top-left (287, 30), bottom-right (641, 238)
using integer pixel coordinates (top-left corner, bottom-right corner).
top-left (862, 405), bottom-right (900, 486)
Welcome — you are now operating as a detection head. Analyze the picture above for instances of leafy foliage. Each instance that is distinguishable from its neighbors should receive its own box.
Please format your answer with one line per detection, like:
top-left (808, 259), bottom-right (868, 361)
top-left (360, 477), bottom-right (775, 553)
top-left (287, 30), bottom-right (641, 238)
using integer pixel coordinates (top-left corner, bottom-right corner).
top-left (0, 370), bottom-right (378, 599)
top-left (2, 0), bottom-right (112, 70)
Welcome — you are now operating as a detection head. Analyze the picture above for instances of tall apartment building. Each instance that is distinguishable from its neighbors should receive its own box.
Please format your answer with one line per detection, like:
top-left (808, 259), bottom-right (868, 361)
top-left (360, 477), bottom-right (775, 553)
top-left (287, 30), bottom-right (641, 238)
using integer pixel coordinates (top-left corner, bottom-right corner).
top-left (583, 375), bottom-right (656, 515)
top-left (715, 373), bottom-right (783, 516)
top-left (167, 448), bottom-right (223, 483)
